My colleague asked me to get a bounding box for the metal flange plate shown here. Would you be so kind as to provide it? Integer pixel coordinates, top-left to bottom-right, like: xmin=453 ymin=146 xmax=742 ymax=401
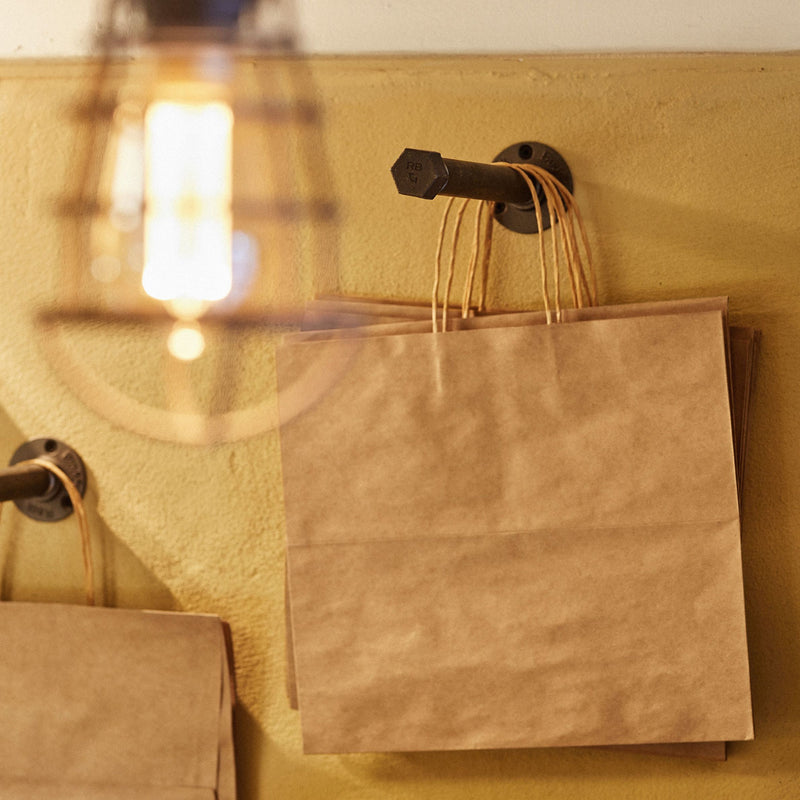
xmin=492 ymin=141 xmax=574 ymax=234
xmin=9 ymin=438 xmax=87 ymax=522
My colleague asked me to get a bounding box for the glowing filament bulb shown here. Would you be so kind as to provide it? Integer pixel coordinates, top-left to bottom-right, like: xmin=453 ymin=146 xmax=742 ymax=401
xmin=142 ymin=100 xmax=234 ymax=305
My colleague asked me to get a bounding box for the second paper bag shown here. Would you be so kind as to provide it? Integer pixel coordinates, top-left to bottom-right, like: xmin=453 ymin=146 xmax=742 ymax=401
xmin=278 ymin=309 xmax=752 ymax=754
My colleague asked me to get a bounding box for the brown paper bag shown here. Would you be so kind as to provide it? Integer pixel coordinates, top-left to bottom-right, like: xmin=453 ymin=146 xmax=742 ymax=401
xmin=284 ymin=296 xmax=760 ymax=761
xmin=0 ymin=470 xmax=237 ymax=799
xmin=0 ymin=603 xmax=236 ymax=798
xmin=277 ymin=306 xmax=753 ymax=754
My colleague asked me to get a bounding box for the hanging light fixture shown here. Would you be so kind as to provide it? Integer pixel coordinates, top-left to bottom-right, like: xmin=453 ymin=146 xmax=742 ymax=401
xmin=41 ymin=0 xmax=338 ymax=443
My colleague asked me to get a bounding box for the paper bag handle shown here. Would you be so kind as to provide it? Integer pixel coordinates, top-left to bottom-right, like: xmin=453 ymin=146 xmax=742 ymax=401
xmin=0 ymin=458 xmax=95 ymax=605
xmin=500 ymin=162 xmax=597 ymax=316
xmin=432 ymin=161 xmax=597 ymax=332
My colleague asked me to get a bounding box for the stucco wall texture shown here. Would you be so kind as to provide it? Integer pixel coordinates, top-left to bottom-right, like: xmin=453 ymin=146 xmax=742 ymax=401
xmin=0 ymin=53 xmax=798 ymax=798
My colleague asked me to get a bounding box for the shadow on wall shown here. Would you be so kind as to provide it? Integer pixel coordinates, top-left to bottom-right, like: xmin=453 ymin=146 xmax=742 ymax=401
xmin=234 ymin=705 xmax=266 ymax=799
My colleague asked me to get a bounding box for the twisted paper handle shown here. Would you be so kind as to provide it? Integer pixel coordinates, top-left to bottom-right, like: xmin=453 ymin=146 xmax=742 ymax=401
xmin=501 ymin=162 xmax=597 ymax=317
xmin=432 ymin=160 xmax=596 ymax=331
xmin=0 ymin=459 xmax=94 ymax=606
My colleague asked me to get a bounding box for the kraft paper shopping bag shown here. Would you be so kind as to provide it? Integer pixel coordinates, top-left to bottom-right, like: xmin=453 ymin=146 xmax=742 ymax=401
xmin=0 ymin=462 xmax=237 ymax=798
xmin=277 ymin=309 xmax=752 ymax=754
xmin=0 ymin=604 xmax=235 ymax=798
xmin=284 ymin=294 xmax=760 ymax=761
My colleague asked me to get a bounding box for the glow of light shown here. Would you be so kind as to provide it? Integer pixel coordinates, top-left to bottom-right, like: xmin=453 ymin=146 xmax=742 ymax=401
xmin=167 ymin=321 xmax=207 ymax=361
xmin=141 ymin=100 xmax=234 ymax=305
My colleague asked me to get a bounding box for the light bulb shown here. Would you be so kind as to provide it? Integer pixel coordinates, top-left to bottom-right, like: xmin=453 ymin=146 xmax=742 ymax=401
xmin=141 ymin=98 xmax=234 ymax=306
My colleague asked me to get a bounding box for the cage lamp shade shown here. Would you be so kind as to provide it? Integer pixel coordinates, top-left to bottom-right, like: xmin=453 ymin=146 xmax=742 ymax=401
xmin=42 ymin=0 xmax=339 ymax=443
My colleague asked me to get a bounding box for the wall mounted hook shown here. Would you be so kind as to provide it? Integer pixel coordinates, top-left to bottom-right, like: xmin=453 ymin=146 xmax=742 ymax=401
xmin=391 ymin=141 xmax=573 ymax=234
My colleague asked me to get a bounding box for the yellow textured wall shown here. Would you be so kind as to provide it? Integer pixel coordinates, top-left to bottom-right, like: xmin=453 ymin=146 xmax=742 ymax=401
xmin=0 ymin=53 xmax=798 ymax=798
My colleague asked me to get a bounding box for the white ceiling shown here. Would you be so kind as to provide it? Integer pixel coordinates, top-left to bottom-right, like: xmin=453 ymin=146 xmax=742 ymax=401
xmin=0 ymin=0 xmax=798 ymax=57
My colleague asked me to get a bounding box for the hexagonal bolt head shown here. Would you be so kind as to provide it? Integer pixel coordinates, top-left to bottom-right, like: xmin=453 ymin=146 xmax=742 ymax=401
xmin=391 ymin=149 xmax=450 ymax=200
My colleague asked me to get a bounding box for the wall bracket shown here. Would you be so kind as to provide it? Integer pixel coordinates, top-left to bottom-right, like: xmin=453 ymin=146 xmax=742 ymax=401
xmin=3 ymin=438 xmax=87 ymax=522
xmin=390 ymin=141 xmax=573 ymax=234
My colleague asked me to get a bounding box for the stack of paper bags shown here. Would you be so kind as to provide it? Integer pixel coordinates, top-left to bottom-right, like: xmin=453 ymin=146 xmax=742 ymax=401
xmin=278 ymin=293 xmax=758 ymax=757
xmin=0 ymin=603 xmax=236 ymax=799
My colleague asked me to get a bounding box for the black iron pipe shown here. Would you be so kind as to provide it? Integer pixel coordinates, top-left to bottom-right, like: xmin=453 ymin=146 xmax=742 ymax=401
xmin=435 ymin=157 xmax=534 ymax=204
xmin=390 ymin=143 xmax=575 ymax=234
xmin=0 ymin=463 xmax=54 ymax=503
xmin=391 ymin=149 xmax=534 ymax=205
